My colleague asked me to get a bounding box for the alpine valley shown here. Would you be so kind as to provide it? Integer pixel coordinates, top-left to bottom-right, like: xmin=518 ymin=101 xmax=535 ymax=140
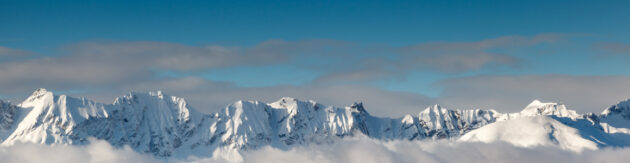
xmin=2 ymin=88 xmax=630 ymax=161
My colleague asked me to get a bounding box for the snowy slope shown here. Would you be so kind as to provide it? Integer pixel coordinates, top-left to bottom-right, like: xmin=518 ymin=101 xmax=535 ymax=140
xmin=0 ymin=89 xmax=504 ymax=158
xmin=416 ymin=105 xmax=498 ymax=139
xmin=495 ymin=100 xmax=582 ymax=121
xmin=600 ymin=99 xmax=630 ymax=131
xmin=596 ymin=99 xmax=630 ymax=145
xmin=2 ymin=88 xmax=630 ymax=160
xmin=459 ymin=116 xmax=599 ymax=152
xmin=2 ymin=89 xmax=205 ymax=157
xmin=460 ymin=100 xmax=630 ymax=152
xmin=3 ymin=88 xmax=111 ymax=145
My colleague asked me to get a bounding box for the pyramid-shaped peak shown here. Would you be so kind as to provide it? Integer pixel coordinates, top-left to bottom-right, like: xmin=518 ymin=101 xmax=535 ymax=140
xmin=32 ymin=88 xmax=51 ymax=96
xmin=522 ymin=100 xmax=559 ymax=113
xmin=522 ymin=100 xmax=559 ymax=112
xmin=521 ymin=99 xmax=579 ymax=118
xmin=270 ymin=97 xmax=301 ymax=106
xmin=529 ymin=99 xmax=542 ymax=104
xmin=431 ymin=104 xmax=446 ymax=109
xmin=24 ymin=88 xmax=54 ymax=102
xmin=278 ymin=97 xmax=298 ymax=102
xmin=420 ymin=104 xmax=448 ymax=114
xmin=525 ymin=99 xmax=557 ymax=108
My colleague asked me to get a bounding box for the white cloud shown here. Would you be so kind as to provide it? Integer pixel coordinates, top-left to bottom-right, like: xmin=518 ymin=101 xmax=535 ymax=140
xmin=237 ymin=137 xmax=630 ymax=163
xmin=0 ymin=138 xmax=156 ymax=163
xmin=2 ymin=134 xmax=630 ymax=163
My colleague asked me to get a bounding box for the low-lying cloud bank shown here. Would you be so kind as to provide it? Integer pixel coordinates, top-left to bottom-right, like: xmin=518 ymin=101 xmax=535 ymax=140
xmin=234 ymin=138 xmax=630 ymax=163
xmin=3 ymin=137 xmax=630 ymax=163
xmin=0 ymin=138 xmax=156 ymax=163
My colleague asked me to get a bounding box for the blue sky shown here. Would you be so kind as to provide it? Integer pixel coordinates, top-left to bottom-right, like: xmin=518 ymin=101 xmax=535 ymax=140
xmin=1 ymin=0 xmax=630 ymax=116
xmin=3 ymin=0 xmax=629 ymax=49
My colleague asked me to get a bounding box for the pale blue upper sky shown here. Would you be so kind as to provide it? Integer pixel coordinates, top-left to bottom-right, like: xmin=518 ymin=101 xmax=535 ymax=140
xmin=2 ymin=0 xmax=630 ymax=115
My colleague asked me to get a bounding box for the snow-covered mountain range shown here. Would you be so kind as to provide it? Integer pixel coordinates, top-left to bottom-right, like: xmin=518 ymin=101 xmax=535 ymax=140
xmin=2 ymin=88 xmax=630 ymax=160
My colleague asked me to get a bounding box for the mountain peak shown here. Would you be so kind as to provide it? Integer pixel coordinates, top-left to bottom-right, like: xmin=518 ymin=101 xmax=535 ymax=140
xmin=522 ymin=100 xmax=556 ymax=113
xmin=149 ymin=90 xmax=165 ymax=99
xmin=119 ymin=90 xmax=170 ymax=101
xmin=31 ymin=88 xmax=52 ymax=97
xmin=520 ymin=100 xmax=579 ymax=118
xmin=4 ymin=89 xmax=630 ymax=160
xmin=277 ymin=97 xmax=298 ymax=103
xmin=269 ymin=97 xmax=301 ymax=109
xmin=525 ymin=99 xmax=553 ymax=108
xmin=421 ymin=104 xmax=447 ymax=114
xmin=350 ymin=102 xmax=367 ymax=113
xmin=24 ymin=88 xmax=54 ymax=103
xmin=601 ymin=99 xmax=630 ymax=116
xmin=33 ymin=88 xmax=49 ymax=94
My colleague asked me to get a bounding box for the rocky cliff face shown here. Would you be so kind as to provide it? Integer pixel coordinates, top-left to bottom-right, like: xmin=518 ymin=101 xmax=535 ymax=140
xmin=0 ymin=100 xmax=18 ymax=140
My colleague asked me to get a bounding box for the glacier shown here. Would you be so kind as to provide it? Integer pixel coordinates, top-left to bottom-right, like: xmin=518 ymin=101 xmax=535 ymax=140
xmin=2 ymin=88 xmax=630 ymax=161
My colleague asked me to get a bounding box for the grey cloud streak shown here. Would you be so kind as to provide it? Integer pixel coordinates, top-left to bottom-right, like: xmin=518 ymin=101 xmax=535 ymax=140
xmin=0 ymin=40 xmax=434 ymax=117
xmin=0 ymin=39 xmax=349 ymax=95
xmin=314 ymin=33 xmax=566 ymax=83
xmin=595 ymin=42 xmax=630 ymax=55
xmin=0 ymin=46 xmax=32 ymax=57
xmin=80 ymin=74 xmax=630 ymax=117
xmin=3 ymin=35 xmax=625 ymax=118
xmin=435 ymin=75 xmax=630 ymax=113
xmin=43 ymin=74 xmax=630 ymax=118
xmin=0 ymin=34 xmax=565 ymax=93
